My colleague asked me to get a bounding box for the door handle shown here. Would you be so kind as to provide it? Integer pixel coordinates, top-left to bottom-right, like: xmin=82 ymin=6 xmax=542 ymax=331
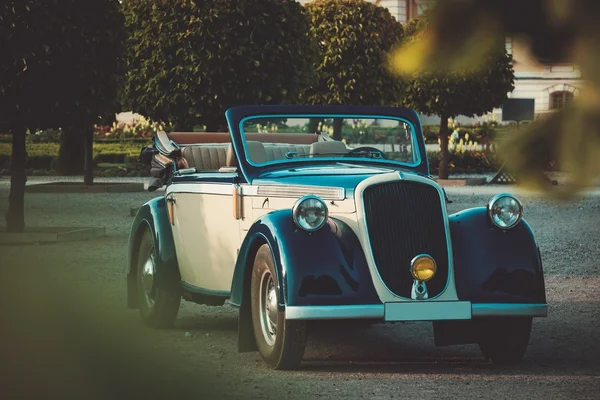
xmin=166 ymin=194 xmax=176 ymax=225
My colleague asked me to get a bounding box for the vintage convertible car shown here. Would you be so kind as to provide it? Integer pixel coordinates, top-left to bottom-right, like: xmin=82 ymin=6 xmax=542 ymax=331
xmin=127 ymin=105 xmax=547 ymax=370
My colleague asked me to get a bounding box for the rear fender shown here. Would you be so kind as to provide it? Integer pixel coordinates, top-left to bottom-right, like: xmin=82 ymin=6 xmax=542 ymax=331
xmin=126 ymin=196 xmax=181 ymax=309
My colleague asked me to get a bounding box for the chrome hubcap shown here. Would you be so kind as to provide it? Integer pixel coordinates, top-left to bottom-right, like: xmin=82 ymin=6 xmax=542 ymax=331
xmin=259 ymin=270 xmax=278 ymax=346
xmin=141 ymin=255 xmax=155 ymax=307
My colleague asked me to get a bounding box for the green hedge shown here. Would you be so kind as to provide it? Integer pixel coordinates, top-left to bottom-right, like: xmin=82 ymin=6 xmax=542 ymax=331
xmin=426 ymin=150 xmax=499 ymax=174
xmin=0 ymin=141 xmax=149 ymax=175
xmin=0 ymin=141 xmax=145 ymax=158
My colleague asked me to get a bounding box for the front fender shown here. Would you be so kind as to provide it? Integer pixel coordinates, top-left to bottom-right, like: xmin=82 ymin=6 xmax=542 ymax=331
xmin=449 ymin=207 xmax=546 ymax=304
xmin=126 ymin=196 xmax=181 ymax=309
xmin=230 ymin=210 xmax=379 ymax=310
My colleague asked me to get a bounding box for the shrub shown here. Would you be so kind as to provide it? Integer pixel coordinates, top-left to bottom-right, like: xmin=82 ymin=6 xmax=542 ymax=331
xmin=304 ymin=0 xmax=404 ymax=107
xmin=121 ymin=0 xmax=319 ymax=130
xmin=27 ymin=128 xmax=63 ymax=143
xmin=426 ymin=150 xmax=500 ymax=174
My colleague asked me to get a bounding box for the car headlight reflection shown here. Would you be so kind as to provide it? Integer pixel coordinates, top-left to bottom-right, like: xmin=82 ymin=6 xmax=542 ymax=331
xmin=487 ymin=193 xmax=523 ymax=229
xmin=293 ymin=195 xmax=328 ymax=232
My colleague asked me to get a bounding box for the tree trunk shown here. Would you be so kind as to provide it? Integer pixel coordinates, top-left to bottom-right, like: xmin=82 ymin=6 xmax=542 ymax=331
xmin=307 ymin=118 xmax=324 ymax=133
xmin=5 ymin=128 xmax=27 ymax=232
xmin=83 ymin=126 xmax=94 ymax=185
xmin=332 ymin=119 xmax=343 ymax=141
xmin=57 ymin=127 xmax=85 ymax=175
xmin=438 ymin=114 xmax=450 ymax=179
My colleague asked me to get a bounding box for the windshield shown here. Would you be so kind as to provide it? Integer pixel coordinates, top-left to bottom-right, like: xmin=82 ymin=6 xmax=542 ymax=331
xmin=239 ymin=115 xmax=420 ymax=167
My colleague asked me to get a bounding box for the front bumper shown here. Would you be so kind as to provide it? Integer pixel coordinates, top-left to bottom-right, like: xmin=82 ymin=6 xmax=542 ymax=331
xmin=285 ymin=302 xmax=548 ymax=321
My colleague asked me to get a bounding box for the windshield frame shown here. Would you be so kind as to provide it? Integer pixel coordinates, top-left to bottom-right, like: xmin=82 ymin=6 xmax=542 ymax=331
xmin=224 ymin=105 xmax=429 ymax=183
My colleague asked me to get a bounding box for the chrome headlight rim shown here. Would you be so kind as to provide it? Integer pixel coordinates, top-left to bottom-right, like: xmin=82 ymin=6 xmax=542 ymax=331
xmin=292 ymin=195 xmax=329 ymax=232
xmin=487 ymin=193 xmax=524 ymax=230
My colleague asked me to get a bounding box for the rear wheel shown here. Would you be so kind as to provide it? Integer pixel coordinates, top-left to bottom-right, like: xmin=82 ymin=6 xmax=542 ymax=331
xmin=478 ymin=317 xmax=532 ymax=365
xmin=250 ymin=244 xmax=307 ymax=370
xmin=136 ymin=229 xmax=181 ymax=328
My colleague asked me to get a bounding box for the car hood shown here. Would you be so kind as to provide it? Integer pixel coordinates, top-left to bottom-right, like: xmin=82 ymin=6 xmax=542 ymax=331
xmin=253 ymin=163 xmax=426 ymax=193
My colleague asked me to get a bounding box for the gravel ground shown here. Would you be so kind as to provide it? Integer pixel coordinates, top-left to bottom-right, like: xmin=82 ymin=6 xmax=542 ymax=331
xmin=0 ymin=180 xmax=599 ymax=399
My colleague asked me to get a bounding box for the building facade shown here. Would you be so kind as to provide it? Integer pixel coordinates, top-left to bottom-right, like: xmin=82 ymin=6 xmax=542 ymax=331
xmin=298 ymin=0 xmax=585 ymax=123
xmin=505 ymin=36 xmax=583 ymax=120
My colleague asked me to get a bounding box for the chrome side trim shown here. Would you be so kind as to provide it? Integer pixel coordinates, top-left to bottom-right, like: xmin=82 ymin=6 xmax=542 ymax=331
xmin=285 ymin=305 xmax=384 ymax=320
xmin=256 ymin=185 xmax=345 ymax=200
xmin=472 ymin=303 xmax=548 ymax=317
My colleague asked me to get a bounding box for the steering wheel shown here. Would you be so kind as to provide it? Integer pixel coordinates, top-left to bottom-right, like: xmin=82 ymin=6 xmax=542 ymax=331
xmin=344 ymin=146 xmax=387 ymax=159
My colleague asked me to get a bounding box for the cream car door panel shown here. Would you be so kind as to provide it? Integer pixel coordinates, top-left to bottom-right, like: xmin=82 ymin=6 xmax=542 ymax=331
xmin=169 ymin=188 xmax=241 ymax=292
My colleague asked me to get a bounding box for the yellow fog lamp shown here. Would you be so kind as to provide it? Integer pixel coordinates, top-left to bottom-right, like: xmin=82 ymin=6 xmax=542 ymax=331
xmin=410 ymin=254 xmax=436 ymax=282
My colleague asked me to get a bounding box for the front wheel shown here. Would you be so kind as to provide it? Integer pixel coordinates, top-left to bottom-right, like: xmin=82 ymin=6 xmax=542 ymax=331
xmin=478 ymin=317 xmax=532 ymax=365
xmin=250 ymin=244 xmax=307 ymax=370
xmin=136 ymin=229 xmax=181 ymax=328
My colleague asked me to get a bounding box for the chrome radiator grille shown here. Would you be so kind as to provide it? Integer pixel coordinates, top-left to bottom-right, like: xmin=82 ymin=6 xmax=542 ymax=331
xmin=362 ymin=180 xmax=449 ymax=298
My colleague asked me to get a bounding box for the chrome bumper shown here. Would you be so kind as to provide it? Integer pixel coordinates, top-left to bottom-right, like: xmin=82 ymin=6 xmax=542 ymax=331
xmin=285 ymin=302 xmax=548 ymax=321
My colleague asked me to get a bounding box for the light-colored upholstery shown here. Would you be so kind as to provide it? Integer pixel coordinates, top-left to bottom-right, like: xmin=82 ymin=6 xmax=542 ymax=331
xmin=182 ymin=141 xmax=322 ymax=170
xmin=181 ymin=143 xmax=229 ymax=170
xmin=264 ymin=144 xmax=311 ymax=161
xmin=245 ymin=141 xmax=268 ymax=164
xmin=227 ymin=142 xmax=309 ymax=166
xmin=226 ymin=143 xmax=238 ymax=167
xmin=309 ymin=141 xmax=348 ymax=157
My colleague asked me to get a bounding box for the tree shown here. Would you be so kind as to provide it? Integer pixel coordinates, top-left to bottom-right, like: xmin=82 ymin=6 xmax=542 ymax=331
xmin=304 ymin=0 xmax=404 ymax=139
xmin=393 ymin=11 xmax=514 ymax=179
xmin=121 ymin=0 xmax=319 ymax=131
xmin=53 ymin=3 xmax=125 ymax=179
xmin=388 ymin=0 xmax=600 ymax=197
xmin=0 ymin=1 xmax=125 ymax=232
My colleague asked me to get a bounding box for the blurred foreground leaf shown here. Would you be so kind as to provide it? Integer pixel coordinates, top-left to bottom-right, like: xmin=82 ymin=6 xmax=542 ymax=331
xmin=499 ymin=98 xmax=600 ymax=199
xmin=388 ymin=0 xmax=600 ymax=198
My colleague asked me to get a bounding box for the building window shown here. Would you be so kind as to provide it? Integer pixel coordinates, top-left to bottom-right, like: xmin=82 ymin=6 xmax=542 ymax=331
xmin=407 ymin=0 xmax=418 ymax=20
xmin=550 ymin=91 xmax=574 ymax=110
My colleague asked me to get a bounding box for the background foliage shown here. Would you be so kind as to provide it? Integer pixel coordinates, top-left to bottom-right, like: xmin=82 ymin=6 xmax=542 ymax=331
xmin=392 ymin=11 xmax=514 ymax=179
xmin=0 ymin=0 xmax=125 ymax=231
xmin=121 ymin=0 xmax=319 ymax=131
xmin=304 ymin=0 xmax=404 ymax=107
xmin=0 ymin=0 xmax=124 ymax=132
xmin=388 ymin=0 xmax=600 ymax=197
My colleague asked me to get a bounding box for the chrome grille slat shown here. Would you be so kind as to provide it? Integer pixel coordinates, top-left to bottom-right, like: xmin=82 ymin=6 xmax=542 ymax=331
xmin=363 ymin=181 xmax=449 ymax=298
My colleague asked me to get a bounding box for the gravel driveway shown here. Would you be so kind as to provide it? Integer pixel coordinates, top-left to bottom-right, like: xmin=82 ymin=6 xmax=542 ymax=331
xmin=0 ymin=180 xmax=598 ymax=399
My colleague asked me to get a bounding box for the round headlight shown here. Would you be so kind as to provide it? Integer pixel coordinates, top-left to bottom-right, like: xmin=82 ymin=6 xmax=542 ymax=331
xmin=292 ymin=195 xmax=328 ymax=232
xmin=487 ymin=193 xmax=523 ymax=229
xmin=410 ymin=254 xmax=437 ymax=282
